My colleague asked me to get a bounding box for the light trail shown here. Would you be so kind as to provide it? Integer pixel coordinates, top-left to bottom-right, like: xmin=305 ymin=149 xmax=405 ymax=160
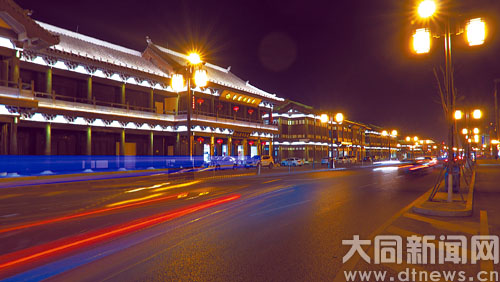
xmin=0 ymin=194 xmax=240 ymax=271
xmin=0 ymin=193 xmax=184 ymax=234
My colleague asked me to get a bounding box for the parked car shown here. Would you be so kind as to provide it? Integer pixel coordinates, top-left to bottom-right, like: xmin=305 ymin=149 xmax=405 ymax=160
xmin=281 ymin=157 xmax=303 ymax=166
xmin=245 ymin=155 xmax=274 ymax=168
xmin=205 ymin=156 xmax=237 ymax=170
xmin=321 ymin=157 xmax=332 ymax=166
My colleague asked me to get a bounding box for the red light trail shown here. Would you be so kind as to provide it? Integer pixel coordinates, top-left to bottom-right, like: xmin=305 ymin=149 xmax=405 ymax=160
xmin=0 ymin=194 xmax=240 ymax=272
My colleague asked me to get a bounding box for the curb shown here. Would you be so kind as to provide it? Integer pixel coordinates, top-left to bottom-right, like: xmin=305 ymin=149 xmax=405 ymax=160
xmin=412 ymin=169 xmax=475 ymax=217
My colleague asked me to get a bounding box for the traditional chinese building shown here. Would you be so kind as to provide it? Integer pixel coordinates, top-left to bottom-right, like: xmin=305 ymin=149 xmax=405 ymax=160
xmin=0 ymin=0 xmax=283 ymax=161
xmin=267 ymin=100 xmax=400 ymax=163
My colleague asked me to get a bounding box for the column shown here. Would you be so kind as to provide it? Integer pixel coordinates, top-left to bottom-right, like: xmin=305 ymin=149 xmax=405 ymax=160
xmin=189 ymin=135 xmax=194 ymax=156
xmin=210 ymin=135 xmax=215 ymax=156
xmin=257 ymin=138 xmax=262 ymax=155
xmin=149 ymin=89 xmax=154 ymax=111
xmin=227 ymin=137 xmax=232 ymax=156
xmin=149 ymin=131 xmax=154 ymax=156
xmin=45 ymin=123 xmax=51 ymax=155
xmin=9 ymin=117 xmax=17 ymax=155
xmin=120 ymin=129 xmax=125 ymax=156
xmin=120 ymin=83 xmax=126 ymax=105
xmin=1 ymin=60 xmax=8 ymax=86
xmin=87 ymin=76 xmax=92 ymax=102
xmin=46 ymin=68 xmax=52 ymax=95
xmin=269 ymin=140 xmax=273 ymax=158
xmin=11 ymin=57 xmax=19 ymax=84
xmin=86 ymin=126 xmax=92 ymax=155
xmin=175 ymin=133 xmax=180 ymax=155
xmin=243 ymin=138 xmax=248 ymax=157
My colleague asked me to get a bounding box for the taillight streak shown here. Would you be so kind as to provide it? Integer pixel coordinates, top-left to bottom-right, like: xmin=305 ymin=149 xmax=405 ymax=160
xmin=0 ymin=193 xmax=185 ymax=234
xmin=0 ymin=194 xmax=240 ymax=271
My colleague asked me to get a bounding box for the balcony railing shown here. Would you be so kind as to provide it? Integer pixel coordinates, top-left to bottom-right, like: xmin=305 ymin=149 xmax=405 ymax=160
xmin=0 ymin=79 xmax=274 ymax=129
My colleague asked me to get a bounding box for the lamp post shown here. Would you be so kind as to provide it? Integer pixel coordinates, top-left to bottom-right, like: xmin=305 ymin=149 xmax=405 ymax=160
xmin=411 ymin=0 xmax=487 ymax=202
xmin=455 ymin=108 xmax=482 ymax=162
xmin=320 ymin=112 xmax=343 ymax=168
xmin=171 ymin=52 xmax=208 ymax=162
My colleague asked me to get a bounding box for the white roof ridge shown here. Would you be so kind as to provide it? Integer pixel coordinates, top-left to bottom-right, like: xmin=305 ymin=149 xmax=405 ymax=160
xmin=36 ymin=21 xmax=143 ymax=57
xmin=246 ymin=81 xmax=278 ymax=97
xmin=154 ymin=44 xmax=229 ymax=73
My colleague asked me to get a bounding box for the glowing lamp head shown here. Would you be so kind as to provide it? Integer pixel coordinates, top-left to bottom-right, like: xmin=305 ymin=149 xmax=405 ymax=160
xmin=474 ymin=135 xmax=480 ymax=143
xmin=187 ymin=53 xmax=202 ymax=65
xmin=413 ymin=28 xmax=431 ymax=54
xmin=194 ymin=69 xmax=208 ymax=87
xmin=417 ymin=0 xmax=436 ymax=18
xmin=320 ymin=114 xmax=329 ymax=123
xmin=406 ymin=136 xmax=411 ymax=142
xmin=472 ymin=109 xmax=482 ymax=119
xmin=391 ymin=130 xmax=398 ymax=137
xmin=171 ymin=74 xmax=184 ymax=92
xmin=462 ymin=128 xmax=468 ymax=135
xmin=454 ymin=110 xmax=463 ymax=120
xmin=473 ymin=128 xmax=479 ymax=134
xmin=381 ymin=130 xmax=388 ymax=136
xmin=466 ymin=18 xmax=486 ymax=46
xmin=335 ymin=113 xmax=344 ymax=123
xmin=413 ymin=136 xmax=419 ymax=142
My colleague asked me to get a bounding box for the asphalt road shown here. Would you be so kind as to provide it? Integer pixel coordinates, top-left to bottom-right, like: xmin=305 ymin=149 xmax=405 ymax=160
xmin=0 ymin=165 xmax=439 ymax=281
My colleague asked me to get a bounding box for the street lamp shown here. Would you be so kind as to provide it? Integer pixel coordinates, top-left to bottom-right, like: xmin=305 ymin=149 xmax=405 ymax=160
xmin=413 ymin=28 xmax=431 ymax=54
xmin=417 ymin=0 xmax=436 ymax=18
xmin=410 ymin=1 xmax=488 ymax=202
xmin=171 ymin=52 xmax=207 ymax=161
xmin=466 ymin=18 xmax=486 ymax=46
xmin=472 ymin=109 xmax=482 ymax=120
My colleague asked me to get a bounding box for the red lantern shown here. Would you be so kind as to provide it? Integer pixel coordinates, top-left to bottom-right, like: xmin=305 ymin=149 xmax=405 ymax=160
xmin=217 ymin=139 xmax=223 ymax=144
xmin=249 ymin=140 xmax=254 ymax=146
xmin=248 ymin=109 xmax=254 ymax=115
xmin=197 ymin=137 xmax=204 ymax=144
xmin=261 ymin=141 xmax=266 ymax=146
xmin=217 ymin=103 xmax=223 ymax=110
xmin=233 ymin=106 xmax=239 ymax=112
xmin=197 ymin=98 xmax=204 ymax=105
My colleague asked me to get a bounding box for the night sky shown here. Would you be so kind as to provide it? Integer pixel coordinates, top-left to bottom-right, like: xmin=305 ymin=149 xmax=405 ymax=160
xmin=17 ymin=0 xmax=500 ymax=142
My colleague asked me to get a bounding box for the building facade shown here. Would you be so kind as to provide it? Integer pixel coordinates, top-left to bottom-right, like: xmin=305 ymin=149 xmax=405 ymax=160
xmin=0 ymin=0 xmax=283 ymax=161
xmin=267 ymin=100 xmax=400 ymax=164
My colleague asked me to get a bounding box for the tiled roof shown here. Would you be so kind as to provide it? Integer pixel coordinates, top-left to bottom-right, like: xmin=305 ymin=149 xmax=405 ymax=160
xmin=37 ymin=22 xmax=167 ymax=77
xmin=0 ymin=0 xmax=59 ymax=49
xmin=152 ymin=44 xmax=284 ymax=102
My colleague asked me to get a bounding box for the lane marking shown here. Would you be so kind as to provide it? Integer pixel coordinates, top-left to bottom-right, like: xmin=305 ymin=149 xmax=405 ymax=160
xmin=403 ymin=213 xmax=478 ymax=235
xmin=42 ymin=191 xmax=65 ymax=197
xmin=153 ymin=181 xmax=201 ymax=192
xmin=250 ymin=200 xmax=311 ymax=216
xmin=106 ymin=193 xmax=165 ymax=207
xmin=262 ymin=179 xmax=280 ymax=184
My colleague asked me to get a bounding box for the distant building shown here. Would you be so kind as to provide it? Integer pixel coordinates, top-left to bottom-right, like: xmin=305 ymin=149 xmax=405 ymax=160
xmin=265 ymin=100 xmax=398 ymax=163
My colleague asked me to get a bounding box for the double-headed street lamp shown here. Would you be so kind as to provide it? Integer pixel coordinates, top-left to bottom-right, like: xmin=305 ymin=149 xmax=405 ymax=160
xmin=411 ymin=0 xmax=487 ymax=202
xmin=382 ymin=130 xmax=398 ymax=160
xmin=455 ymin=109 xmax=482 ymax=161
xmin=320 ymin=112 xmax=344 ymax=168
xmin=171 ymin=52 xmax=208 ymax=160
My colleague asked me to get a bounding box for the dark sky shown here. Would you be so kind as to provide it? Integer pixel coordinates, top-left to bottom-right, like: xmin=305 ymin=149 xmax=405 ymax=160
xmin=16 ymin=0 xmax=500 ymax=142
